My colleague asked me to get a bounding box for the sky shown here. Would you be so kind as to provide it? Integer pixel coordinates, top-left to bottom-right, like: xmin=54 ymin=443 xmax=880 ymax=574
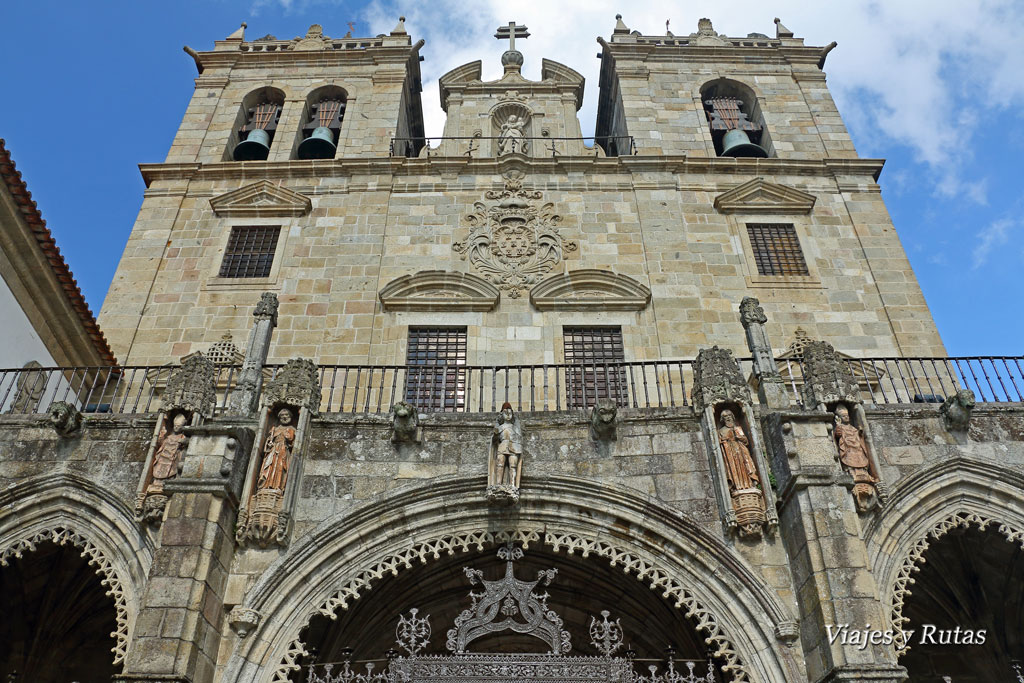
xmin=2 ymin=0 xmax=1023 ymax=356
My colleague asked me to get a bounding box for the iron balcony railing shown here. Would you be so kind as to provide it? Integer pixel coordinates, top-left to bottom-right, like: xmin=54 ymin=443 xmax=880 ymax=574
xmin=0 ymin=357 xmax=1021 ymax=418
xmin=389 ymin=135 xmax=638 ymax=159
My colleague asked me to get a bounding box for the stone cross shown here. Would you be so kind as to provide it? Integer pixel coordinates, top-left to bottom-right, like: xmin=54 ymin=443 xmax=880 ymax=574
xmin=494 ymin=21 xmax=529 ymax=52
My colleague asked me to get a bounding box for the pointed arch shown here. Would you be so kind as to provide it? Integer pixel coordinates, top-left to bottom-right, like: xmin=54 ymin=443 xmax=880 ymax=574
xmin=222 ymin=475 xmax=801 ymax=683
xmin=865 ymin=456 xmax=1024 ymax=654
xmin=0 ymin=472 xmax=153 ymax=666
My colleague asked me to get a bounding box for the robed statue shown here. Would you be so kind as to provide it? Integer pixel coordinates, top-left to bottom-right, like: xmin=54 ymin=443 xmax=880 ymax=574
xmin=258 ymin=408 xmax=296 ymax=492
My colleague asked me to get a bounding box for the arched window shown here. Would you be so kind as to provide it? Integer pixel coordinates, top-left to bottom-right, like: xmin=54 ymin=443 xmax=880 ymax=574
xmin=296 ymin=86 xmax=347 ymax=160
xmin=229 ymin=87 xmax=285 ymax=162
xmin=700 ymin=79 xmax=772 ymax=158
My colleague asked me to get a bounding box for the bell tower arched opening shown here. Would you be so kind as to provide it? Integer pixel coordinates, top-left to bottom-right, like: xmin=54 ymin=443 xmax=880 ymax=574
xmin=700 ymin=78 xmax=773 ymax=158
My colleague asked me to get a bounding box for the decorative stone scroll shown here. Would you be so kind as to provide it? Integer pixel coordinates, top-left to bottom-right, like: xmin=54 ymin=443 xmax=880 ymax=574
xmin=454 ymin=170 xmax=577 ymax=298
xmin=802 ymin=340 xmax=885 ymax=512
xmin=487 ymin=402 xmax=523 ymax=505
xmin=446 ymin=545 xmax=571 ymax=654
xmin=236 ymin=358 xmax=321 ymax=548
xmin=692 ymin=347 xmax=777 ymax=538
xmin=135 ymin=353 xmax=217 ymax=526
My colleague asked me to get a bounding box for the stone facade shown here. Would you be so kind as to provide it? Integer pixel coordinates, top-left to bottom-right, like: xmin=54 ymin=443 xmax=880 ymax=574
xmin=1 ymin=15 xmax=1017 ymax=683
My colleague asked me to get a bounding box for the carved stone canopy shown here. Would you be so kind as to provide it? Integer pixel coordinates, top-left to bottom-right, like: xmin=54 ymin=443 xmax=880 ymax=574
xmin=210 ymin=180 xmax=312 ymax=218
xmin=453 ymin=171 xmax=577 ymax=298
xmin=714 ymin=178 xmax=816 ymax=215
xmin=379 ymin=271 xmax=500 ymax=311
xmin=800 ymin=340 xmax=861 ymax=410
xmin=163 ymin=352 xmax=218 ymax=419
xmin=529 ymin=270 xmax=651 ymax=311
xmin=692 ymin=346 xmax=751 ymax=413
xmin=261 ymin=358 xmax=322 ymax=415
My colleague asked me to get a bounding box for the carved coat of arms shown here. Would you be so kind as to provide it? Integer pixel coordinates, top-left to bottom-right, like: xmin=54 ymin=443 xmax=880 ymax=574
xmin=453 ymin=172 xmax=576 ymax=297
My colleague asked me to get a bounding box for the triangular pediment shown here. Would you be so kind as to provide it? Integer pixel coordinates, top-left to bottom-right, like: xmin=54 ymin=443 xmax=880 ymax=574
xmin=714 ymin=178 xmax=816 ymax=215
xmin=379 ymin=271 xmax=500 ymax=312
xmin=530 ymin=269 xmax=651 ymax=311
xmin=210 ymin=180 xmax=312 ymax=218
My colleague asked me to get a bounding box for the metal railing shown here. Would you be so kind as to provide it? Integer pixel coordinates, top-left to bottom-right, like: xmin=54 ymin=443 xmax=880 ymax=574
xmin=0 ymin=356 xmax=1021 ymax=418
xmin=389 ymin=135 xmax=638 ymax=158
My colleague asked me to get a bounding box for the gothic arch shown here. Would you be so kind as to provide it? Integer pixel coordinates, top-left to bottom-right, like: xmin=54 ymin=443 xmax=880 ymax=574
xmin=223 ymin=475 xmax=802 ymax=683
xmin=0 ymin=472 xmax=153 ymax=666
xmin=865 ymin=456 xmax=1024 ymax=654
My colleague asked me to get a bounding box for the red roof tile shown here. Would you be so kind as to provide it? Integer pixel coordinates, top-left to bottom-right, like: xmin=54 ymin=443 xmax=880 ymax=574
xmin=0 ymin=138 xmax=118 ymax=366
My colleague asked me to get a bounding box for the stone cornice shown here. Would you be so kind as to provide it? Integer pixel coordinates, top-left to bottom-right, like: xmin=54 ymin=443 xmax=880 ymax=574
xmin=139 ymin=155 xmax=885 ymax=187
xmin=190 ymin=43 xmax=417 ymax=72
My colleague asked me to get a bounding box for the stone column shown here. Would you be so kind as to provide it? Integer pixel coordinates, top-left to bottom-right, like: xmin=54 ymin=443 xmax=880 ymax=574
xmin=229 ymin=293 xmax=278 ymax=417
xmin=116 ymin=425 xmax=253 ymax=683
xmin=739 ymin=296 xmax=790 ymax=409
xmin=764 ymin=411 xmax=906 ymax=682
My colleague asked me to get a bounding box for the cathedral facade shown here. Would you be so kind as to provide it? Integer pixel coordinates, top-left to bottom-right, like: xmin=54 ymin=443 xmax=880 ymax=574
xmin=0 ymin=15 xmax=1021 ymax=683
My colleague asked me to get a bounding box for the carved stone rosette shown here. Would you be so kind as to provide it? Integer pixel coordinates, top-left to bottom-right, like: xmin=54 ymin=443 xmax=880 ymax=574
xmin=135 ymin=354 xmax=218 ymax=527
xmin=692 ymin=347 xmax=778 ymax=539
xmin=453 ymin=171 xmax=577 ymax=298
xmin=236 ymin=358 xmax=320 ymax=548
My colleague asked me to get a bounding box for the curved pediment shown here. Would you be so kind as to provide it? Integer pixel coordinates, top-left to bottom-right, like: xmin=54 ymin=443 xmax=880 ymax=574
xmin=379 ymin=270 xmax=500 ymax=311
xmin=210 ymin=180 xmax=312 ymax=218
xmin=540 ymin=59 xmax=585 ymax=109
xmin=713 ymin=178 xmax=816 ymax=215
xmin=439 ymin=61 xmax=483 ymax=111
xmin=530 ymin=269 xmax=651 ymax=311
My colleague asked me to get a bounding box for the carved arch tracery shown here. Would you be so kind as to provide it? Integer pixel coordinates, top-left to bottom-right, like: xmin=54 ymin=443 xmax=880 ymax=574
xmin=0 ymin=473 xmax=152 ymax=669
xmin=0 ymin=525 xmax=133 ymax=665
xmin=224 ymin=476 xmax=800 ymax=683
xmin=867 ymin=457 xmax=1024 ymax=656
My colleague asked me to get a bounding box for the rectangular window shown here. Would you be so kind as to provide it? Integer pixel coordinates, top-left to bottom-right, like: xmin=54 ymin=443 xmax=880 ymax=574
xmin=218 ymin=226 xmax=281 ymax=278
xmin=404 ymin=327 xmax=467 ymax=412
xmin=746 ymin=223 xmax=809 ymax=276
xmin=563 ymin=326 xmax=627 ymax=408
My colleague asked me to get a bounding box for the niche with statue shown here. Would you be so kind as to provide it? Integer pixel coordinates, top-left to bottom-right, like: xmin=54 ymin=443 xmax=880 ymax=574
xmin=135 ymin=354 xmax=218 ymax=526
xmin=236 ymin=358 xmax=321 ymax=548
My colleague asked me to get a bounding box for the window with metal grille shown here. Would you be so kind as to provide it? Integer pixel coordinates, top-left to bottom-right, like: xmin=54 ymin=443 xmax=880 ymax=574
xmin=563 ymin=326 xmax=627 ymax=408
xmin=404 ymin=327 xmax=467 ymax=412
xmin=218 ymin=226 xmax=281 ymax=278
xmin=746 ymin=223 xmax=809 ymax=276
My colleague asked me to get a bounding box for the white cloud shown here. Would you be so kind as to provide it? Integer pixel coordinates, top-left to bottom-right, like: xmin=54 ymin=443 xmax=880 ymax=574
xmin=349 ymin=0 xmax=1024 ymax=204
xmin=972 ymin=218 xmax=1016 ymax=269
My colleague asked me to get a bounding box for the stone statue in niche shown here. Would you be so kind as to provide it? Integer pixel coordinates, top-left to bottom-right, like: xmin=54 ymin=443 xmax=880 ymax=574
xmin=258 ymin=408 xmax=295 ymax=492
xmin=497 ymin=114 xmax=527 ymax=155
xmin=136 ymin=412 xmax=190 ymax=525
xmin=153 ymin=413 xmax=190 ymax=484
xmin=833 ymin=404 xmax=879 ymax=512
xmin=717 ymin=408 xmax=766 ymax=538
xmin=244 ymin=406 xmax=297 ymax=547
xmin=487 ymin=402 xmax=523 ymax=505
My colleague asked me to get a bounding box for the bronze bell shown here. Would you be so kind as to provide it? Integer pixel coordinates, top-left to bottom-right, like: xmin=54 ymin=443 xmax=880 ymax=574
xmin=233 ymin=128 xmax=272 ymax=161
xmin=297 ymin=126 xmax=337 ymax=160
xmin=720 ymin=129 xmax=768 ymax=158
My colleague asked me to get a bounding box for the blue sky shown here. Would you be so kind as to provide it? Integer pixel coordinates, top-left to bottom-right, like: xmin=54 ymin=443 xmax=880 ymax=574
xmin=2 ymin=1 xmax=1023 ymax=355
